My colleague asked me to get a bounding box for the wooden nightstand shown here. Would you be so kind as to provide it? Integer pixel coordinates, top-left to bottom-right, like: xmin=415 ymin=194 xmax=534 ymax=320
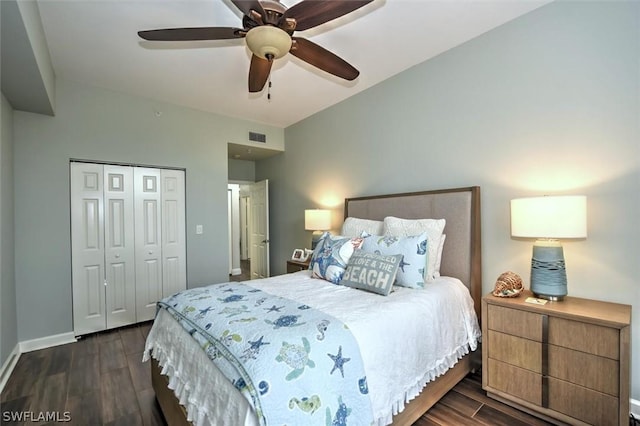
xmin=482 ymin=290 xmax=631 ymax=426
xmin=286 ymin=259 xmax=310 ymax=273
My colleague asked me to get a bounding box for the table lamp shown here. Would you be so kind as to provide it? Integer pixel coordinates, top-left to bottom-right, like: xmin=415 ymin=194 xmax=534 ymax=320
xmin=510 ymin=195 xmax=587 ymax=301
xmin=305 ymin=209 xmax=331 ymax=250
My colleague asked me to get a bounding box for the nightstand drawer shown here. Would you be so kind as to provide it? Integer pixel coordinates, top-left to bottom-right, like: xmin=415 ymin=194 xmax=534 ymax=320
xmin=548 ymin=344 xmax=619 ymax=396
xmin=548 ymin=377 xmax=619 ymax=426
xmin=487 ymin=330 xmax=541 ymax=373
xmin=487 ymin=305 xmax=542 ymax=341
xmin=487 ymin=358 xmax=541 ymax=405
xmin=548 ymin=316 xmax=620 ymax=359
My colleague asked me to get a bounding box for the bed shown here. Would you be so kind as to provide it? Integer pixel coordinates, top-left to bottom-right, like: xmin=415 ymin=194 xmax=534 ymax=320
xmin=145 ymin=186 xmax=482 ymax=426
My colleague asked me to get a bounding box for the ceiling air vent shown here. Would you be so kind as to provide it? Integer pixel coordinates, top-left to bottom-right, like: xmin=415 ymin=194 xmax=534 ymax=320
xmin=249 ymin=131 xmax=266 ymax=143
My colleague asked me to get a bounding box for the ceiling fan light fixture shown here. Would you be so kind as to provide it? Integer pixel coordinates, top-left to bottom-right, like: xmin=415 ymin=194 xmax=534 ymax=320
xmin=245 ymin=26 xmax=292 ymax=60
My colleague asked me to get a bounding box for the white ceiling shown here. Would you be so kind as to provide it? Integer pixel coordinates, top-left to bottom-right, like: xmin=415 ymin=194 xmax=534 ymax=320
xmin=37 ymin=0 xmax=550 ymax=128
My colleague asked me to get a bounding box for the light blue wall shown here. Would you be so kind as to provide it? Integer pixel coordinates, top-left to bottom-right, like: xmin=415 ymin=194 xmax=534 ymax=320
xmin=1 ymin=93 xmax=17 ymax=366
xmin=13 ymin=79 xmax=284 ymax=341
xmin=257 ymin=1 xmax=640 ymax=401
xmin=228 ymin=158 xmax=256 ymax=182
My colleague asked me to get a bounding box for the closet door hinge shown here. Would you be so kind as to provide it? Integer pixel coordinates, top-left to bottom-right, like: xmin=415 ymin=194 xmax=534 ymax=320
xmin=104 ymin=280 xmax=108 ymax=287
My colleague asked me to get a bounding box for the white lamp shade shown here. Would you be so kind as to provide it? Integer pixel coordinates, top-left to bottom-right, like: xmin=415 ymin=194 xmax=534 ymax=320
xmin=511 ymin=195 xmax=587 ymax=239
xmin=305 ymin=209 xmax=331 ymax=231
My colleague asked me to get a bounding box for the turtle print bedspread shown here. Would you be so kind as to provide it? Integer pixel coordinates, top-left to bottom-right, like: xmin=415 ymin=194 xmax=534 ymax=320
xmin=156 ymin=282 xmax=374 ymax=426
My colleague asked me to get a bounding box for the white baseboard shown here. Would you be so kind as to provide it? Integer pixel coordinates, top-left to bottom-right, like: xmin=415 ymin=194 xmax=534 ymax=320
xmin=631 ymin=398 xmax=640 ymax=418
xmin=18 ymin=332 xmax=76 ymax=353
xmin=0 ymin=344 xmax=20 ymax=393
xmin=230 ymin=268 xmax=242 ymax=276
xmin=1 ymin=332 xmax=76 ymax=392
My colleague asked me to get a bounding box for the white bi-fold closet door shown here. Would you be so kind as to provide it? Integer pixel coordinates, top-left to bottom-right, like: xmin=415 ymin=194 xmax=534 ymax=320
xmin=70 ymin=162 xmax=186 ymax=336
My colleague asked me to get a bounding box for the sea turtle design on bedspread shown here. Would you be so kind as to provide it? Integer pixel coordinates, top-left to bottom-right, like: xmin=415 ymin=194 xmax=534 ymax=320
xmin=264 ymin=314 xmax=306 ymax=329
xmin=275 ymin=337 xmax=315 ymax=381
xmin=218 ymin=294 xmax=245 ymax=303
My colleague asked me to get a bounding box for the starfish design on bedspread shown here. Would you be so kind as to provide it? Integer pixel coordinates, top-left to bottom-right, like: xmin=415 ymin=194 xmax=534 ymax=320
xmin=248 ymin=336 xmax=269 ymax=351
xmin=241 ymin=335 xmax=270 ymax=361
xmin=196 ymin=306 xmax=213 ymax=319
xmin=327 ymin=346 xmax=350 ymax=378
xmin=265 ymin=305 xmax=285 ymax=313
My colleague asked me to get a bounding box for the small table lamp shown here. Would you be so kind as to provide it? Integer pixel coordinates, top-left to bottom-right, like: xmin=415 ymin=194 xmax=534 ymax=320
xmin=510 ymin=195 xmax=587 ymax=301
xmin=305 ymin=209 xmax=331 ymax=250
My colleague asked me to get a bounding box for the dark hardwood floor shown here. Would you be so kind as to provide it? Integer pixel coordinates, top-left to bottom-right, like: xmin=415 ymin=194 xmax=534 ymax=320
xmin=1 ymin=317 xmax=551 ymax=426
xmin=230 ymin=259 xmax=251 ymax=282
xmin=1 ymin=322 xmax=163 ymax=426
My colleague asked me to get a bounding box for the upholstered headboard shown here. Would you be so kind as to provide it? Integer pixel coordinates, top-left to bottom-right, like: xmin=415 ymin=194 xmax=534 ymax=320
xmin=344 ymin=187 xmax=482 ymax=319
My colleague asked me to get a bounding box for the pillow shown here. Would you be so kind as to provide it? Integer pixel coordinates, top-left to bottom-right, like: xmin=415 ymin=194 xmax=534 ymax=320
xmin=339 ymin=250 xmax=402 ymax=296
xmin=341 ymin=217 xmax=384 ymax=237
xmin=361 ymin=232 xmax=428 ymax=289
xmin=309 ymin=232 xmax=364 ymax=284
xmin=434 ymin=234 xmax=446 ymax=278
xmin=383 ymin=216 xmax=446 ymax=281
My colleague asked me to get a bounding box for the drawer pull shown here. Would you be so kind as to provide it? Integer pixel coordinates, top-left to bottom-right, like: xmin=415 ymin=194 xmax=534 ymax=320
xmin=542 ymin=376 xmax=549 ymax=408
xmin=541 ymin=314 xmax=549 ymax=408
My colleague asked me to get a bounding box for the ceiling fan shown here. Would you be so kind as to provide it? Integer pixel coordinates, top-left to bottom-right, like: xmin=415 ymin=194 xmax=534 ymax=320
xmin=138 ymin=0 xmax=374 ymax=93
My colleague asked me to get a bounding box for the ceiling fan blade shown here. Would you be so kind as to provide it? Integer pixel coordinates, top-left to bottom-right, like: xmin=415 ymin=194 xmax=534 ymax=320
xmin=281 ymin=0 xmax=373 ymax=32
xmin=138 ymin=27 xmax=244 ymax=41
xmin=248 ymin=55 xmax=273 ymax=92
xmin=231 ymin=0 xmax=266 ymax=20
xmin=290 ymin=37 xmax=359 ymax=81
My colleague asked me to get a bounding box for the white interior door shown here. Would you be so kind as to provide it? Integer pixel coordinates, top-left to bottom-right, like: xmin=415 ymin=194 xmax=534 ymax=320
xmin=71 ymin=162 xmax=106 ymax=335
xmin=104 ymin=165 xmax=136 ymax=329
xmin=228 ymin=188 xmax=233 ymax=274
xmin=239 ymin=195 xmax=249 ymax=260
xmin=161 ymin=169 xmax=186 ymax=297
xmin=134 ymin=167 xmax=163 ymax=321
xmin=228 ymin=184 xmax=241 ymax=276
xmin=249 ymin=179 xmax=269 ymax=279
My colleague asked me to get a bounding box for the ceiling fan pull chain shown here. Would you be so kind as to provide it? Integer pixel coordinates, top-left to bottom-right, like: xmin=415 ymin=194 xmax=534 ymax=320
xmin=267 ymin=77 xmax=272 ymax=101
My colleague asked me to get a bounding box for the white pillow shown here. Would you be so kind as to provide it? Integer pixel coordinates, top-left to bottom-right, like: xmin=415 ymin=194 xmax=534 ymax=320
xmin=341 ymin=217 xmax=384 ymax=237
xmin=434 ymin=234 xmax=446 ymax=278
xmin=383 ymin=216 xmax=446 ymax=281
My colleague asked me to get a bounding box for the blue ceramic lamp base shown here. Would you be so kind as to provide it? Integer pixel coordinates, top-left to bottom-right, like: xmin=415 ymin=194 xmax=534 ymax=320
xmin=530 ymin=241 xmax=567 ymax=301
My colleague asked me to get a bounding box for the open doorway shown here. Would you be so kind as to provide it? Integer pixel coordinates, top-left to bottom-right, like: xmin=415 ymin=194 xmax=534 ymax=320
xmin=228 ymin=142 xmax=281 ymax=281
xmin=228 ymin=180 xmax=270 ymax=281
